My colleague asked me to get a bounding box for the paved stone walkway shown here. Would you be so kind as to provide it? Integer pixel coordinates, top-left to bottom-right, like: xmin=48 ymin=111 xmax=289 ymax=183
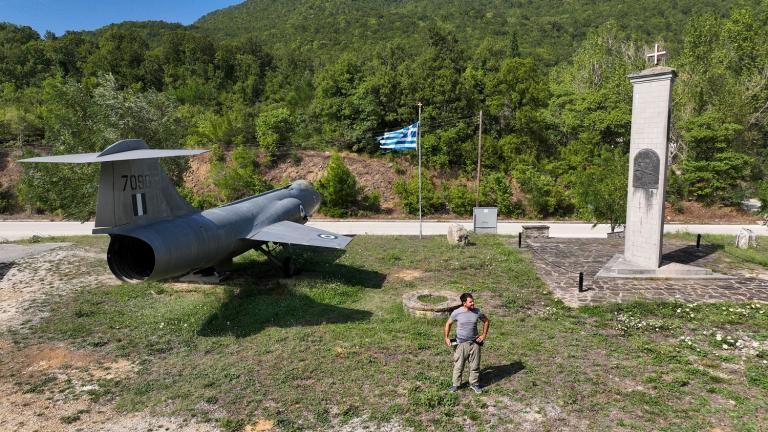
xmin=521 ymin=238 xmax=768 ymax=307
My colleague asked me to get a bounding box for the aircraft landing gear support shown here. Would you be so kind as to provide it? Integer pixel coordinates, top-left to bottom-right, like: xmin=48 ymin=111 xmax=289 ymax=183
xmin=256 ymin=244 xmax=298 ymax=278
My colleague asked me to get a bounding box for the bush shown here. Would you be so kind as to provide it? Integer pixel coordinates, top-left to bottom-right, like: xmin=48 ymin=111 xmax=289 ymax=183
xmin=680 ymin=112 xmax=750 ymax=205
xmin=208 ymin=143 xmax=225 ymax=163
xmin=211 ymin=145 xmax=273 ymax=201
xmin=445 ymin=181 xmax=475 ymax=216
xmin=393 ymin=172 xmax=444 ymax=215
xmin=359 ymin=190 xmax=381 ymax=213
xmin=682 ymin=151 xmax=751 ymax=205
xmin=315 ymin=153 xmax=360 ymax=218
xmin=255 ymin=107 xmax=294 ymax=164
xmin=179 ymin=186 xmax=223 ymax=210
xmin=666 ymin=169 xmax=687 ymax=211
xmin=516 ymin=169 xmax=572 ymax=218
xmin=572 ymin=150 xmax=627 ymax=231
xmin=0 ymin=185 xmax=18 ymax=214
xmin=480 ymin=172 xmax=522 ymax=217
xmin=18 ymin=155 xmax=99 ymax=221
xmin=18 ymin=75 xmax=188 ymax=220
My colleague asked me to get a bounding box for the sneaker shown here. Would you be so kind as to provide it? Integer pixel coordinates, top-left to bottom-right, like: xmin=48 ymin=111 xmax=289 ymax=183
xmin=470 ymin=384 xmax=482 ymax=394
xmin=448 ymin=385 xmax=459 ymax=393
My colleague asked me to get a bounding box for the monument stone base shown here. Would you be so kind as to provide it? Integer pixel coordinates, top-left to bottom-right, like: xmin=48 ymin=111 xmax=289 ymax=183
xmin=596 ymin=254 xmax=733 ymax=279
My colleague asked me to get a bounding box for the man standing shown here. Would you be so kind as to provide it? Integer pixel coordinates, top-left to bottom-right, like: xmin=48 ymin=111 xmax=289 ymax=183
xmin=444 ymin=292 xmax=490 ymax=393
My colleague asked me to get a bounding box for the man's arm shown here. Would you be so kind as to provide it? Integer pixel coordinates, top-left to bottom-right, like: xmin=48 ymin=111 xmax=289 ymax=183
xmin=476 ymin=317 xmax=490 ymax=342
xmin=444 ymin=319 xmax=454 ymax=347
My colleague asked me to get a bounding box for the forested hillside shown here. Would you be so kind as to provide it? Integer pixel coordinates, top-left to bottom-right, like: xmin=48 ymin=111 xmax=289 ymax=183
xmin=194 ymin=0 xmax=750 ymax=65
xmin=1 ymin=0 xmax=767 ymax=222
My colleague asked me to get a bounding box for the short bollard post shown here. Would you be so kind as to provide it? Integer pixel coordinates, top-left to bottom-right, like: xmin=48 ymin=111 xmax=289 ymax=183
xmin=578 ymin=272 xmax=584 ymax=292
xmin=518 ymin=232 xmax=522 ymax=248
xmin=696 ymin=234 xmax=701 ymax=249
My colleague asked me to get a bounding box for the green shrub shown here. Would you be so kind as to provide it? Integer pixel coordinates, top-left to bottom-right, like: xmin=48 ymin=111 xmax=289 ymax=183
xmin=445 ymin=181 xmax=475 ymax=216
xmin=211 ymin=145 xmax=272 ymax=201
xmin=480 ymin=172 xmax=522 ymax=217
xmin=179 ymin=186 xmax=222 ymax=210
xmin=757 ymin=180 xmax=768 ymax=221
xmin=666 ymin=169 xmax=687 ymax=211
xmin=682 ymin=151 xmax=751 ymax=205
xmin=393 ymin=172 xmax=444 ymax=215
xmin=315 ymin=153 xmax=360 ymax=217
xmin=208 ymin=143 xmax=225 ymax=163
xmin=255 ymin=107 xmax=294 ymax=164
xmin=0 ymin=185 xmax=18 ymax=213
xmin=572 ymin=150 xmax=627 ymax=231
xmin=680 ymin=112 xmax=750 ymax=205
xmin=516 ymin=169 xmax=572 ymax=218
xmin=360 ymin=190 xmax=381 ymax=213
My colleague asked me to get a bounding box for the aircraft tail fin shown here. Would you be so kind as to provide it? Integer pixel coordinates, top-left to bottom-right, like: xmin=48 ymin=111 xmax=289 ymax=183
xmin=95 ymin=158 xmax=196 ymax=229
xmin=19 ymin=139 xmax=207 ymax=230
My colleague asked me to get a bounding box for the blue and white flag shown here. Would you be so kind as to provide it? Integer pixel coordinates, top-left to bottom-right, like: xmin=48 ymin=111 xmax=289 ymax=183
xmin=378 ymin=122 xmax=419 ymax=151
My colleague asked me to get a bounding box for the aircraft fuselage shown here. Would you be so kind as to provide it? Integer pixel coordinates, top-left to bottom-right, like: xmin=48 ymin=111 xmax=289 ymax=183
xmin=104 ymin=180 xmax=321 ymax=281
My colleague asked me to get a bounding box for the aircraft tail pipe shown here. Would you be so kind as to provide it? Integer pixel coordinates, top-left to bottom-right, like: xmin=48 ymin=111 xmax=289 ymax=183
xmin=106 ymin=216 xmax=230 ymax=282
xmin=107 ymin=234 xmax=155 ymax=282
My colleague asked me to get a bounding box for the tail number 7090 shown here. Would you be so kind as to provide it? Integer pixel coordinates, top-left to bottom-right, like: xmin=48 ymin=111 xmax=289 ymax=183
xmin=122 ymin=174 xmax=151 ymax=191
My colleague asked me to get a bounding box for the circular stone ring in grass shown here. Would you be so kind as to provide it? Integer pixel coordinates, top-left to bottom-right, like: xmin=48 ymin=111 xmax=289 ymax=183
xmin=402 ymin=290 xmax=462 ymax=318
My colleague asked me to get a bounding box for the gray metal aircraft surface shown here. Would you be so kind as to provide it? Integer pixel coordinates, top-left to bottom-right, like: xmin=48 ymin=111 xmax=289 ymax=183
xmin=20 ymin=139 xmax=352 ymax=282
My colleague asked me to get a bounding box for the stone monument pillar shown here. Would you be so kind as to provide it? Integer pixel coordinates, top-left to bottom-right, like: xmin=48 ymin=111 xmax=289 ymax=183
xmin=597 ymin=46 xmax=730 ymax=279
xmin=623 ymin=66 xmax=676 ymax=268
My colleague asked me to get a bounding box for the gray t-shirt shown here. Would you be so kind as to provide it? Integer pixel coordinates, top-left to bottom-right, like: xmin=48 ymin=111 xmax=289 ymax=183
xmin=449 ymin=307 xmax=487 ymax=342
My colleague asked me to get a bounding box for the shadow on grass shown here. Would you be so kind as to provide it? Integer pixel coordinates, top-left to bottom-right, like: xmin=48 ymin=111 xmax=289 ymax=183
xmin=229 ymin=245 xmax=387 ymax=289
xmin=481 ymin=361 xmax=525 ymax=387
xmin=197 ymin=288 xmax=373 ymax=338
xmin=661 ymin=244 xmax=721 ymax=266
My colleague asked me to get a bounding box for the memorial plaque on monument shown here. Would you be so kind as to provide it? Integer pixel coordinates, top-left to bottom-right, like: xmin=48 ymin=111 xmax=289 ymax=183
xmin=632 ymin=149 xmax=660 ymax=189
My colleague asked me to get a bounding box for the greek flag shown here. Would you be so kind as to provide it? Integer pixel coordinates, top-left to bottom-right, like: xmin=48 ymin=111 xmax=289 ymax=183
xmin=378 ymin=122 xmax=418 ymax=151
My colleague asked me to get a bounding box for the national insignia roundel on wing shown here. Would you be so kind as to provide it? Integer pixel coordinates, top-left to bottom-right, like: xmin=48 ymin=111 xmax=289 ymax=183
xmin=318 ymin=234 xmax=337 ymax=239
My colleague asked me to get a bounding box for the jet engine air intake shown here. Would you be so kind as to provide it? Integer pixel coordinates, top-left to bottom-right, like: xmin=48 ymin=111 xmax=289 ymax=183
xmin=107 ymin=235 xmax=155 ymax=282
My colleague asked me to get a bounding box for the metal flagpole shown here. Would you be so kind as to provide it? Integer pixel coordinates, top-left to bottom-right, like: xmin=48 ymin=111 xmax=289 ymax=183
xmin=476 ymin=110 xmax=483 ymax=208
xmin=417 ymin=102 xmax=423 ymax=239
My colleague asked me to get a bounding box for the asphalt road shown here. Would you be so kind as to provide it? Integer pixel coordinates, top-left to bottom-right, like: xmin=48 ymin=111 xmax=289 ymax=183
xmin=1 ymin=220 xmax=766 ymax=241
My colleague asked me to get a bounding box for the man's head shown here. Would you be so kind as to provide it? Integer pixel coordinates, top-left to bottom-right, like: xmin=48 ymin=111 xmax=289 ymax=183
xmin=459 ymin=292 xmax=474 ymax=309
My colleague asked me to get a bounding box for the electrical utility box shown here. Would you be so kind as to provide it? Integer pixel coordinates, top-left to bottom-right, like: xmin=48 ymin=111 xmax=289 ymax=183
xmin=473 ymin=207 xmax=498 ymax=234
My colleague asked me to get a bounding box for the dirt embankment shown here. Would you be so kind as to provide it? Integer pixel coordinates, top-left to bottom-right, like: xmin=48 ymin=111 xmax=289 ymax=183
xmin=185 ymin=150 xmax=413 ymax=216
xmin=185 ymin=150 xmax=762 ymax=223
xmin=1 ymin=148 xmax=762 ymax=223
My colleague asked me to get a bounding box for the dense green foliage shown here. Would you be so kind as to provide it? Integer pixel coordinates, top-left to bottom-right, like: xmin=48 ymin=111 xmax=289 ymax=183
xmin=393 ymin=172 xmax=444 ymax=215
xmin=15 ymin=75 xmax=188 ymax=220
xmin=315 ymin=153 xmax=380 ymax=217
xmin=2 ymin=0 xmax=767 ymax=219
xmin=315 ymin=153 xmax=360 ymax=217
xmin=572 ymin=150 xmax=628 ymax=232
xmin=210 ymin=145 xmax=273 ymax=203
xmin=194 ymin=0 xmax=751 ymax=66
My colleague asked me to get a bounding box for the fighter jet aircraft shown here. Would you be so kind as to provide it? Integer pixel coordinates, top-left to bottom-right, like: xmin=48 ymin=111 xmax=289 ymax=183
xmin=19 ymin=139 xmax=352 ymax=282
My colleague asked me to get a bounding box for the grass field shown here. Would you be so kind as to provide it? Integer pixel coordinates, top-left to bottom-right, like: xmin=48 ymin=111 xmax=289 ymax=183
xmin=4 ymin=234 xmax=768 ymax=431
xmin=668 ymin=232 xmax=768 ymax=269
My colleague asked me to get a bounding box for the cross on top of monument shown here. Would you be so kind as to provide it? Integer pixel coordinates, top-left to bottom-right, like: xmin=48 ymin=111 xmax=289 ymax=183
xmin=646 ymin=43 xmax=667 ymax=65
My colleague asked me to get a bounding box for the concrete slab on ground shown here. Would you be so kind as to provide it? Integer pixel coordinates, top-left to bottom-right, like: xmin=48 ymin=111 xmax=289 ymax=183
xmin=596 ymin=254 xmax=733 ymax=279
xmin=523 ymin=237 xmax=768 ymax=307
xmin=0 ymin=243 xmax=70 ymax=263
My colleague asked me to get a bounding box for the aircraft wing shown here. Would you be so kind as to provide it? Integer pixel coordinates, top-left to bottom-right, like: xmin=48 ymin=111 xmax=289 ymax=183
xmin=248 ymin=221 xmax=352 ymax=249
xmin=19 ymin=149 xmax=207 ymax=163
